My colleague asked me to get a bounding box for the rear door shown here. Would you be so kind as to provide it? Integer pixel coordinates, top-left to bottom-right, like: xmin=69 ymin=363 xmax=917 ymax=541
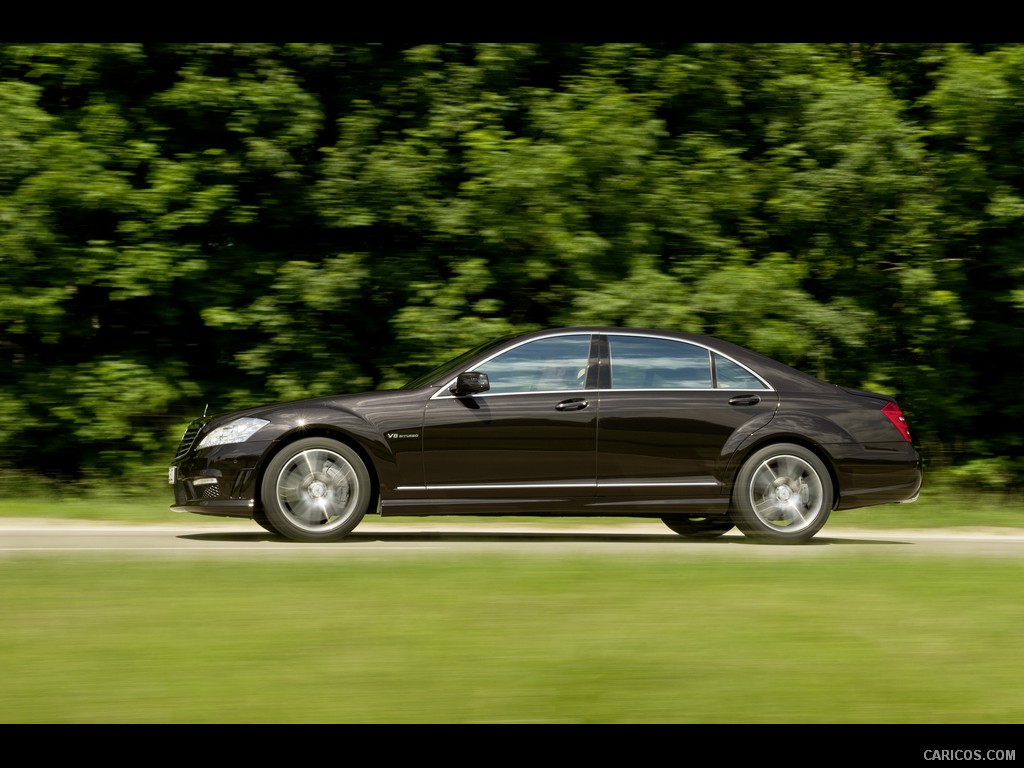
xmin=595 ymin=333 xmax=779 ymax=497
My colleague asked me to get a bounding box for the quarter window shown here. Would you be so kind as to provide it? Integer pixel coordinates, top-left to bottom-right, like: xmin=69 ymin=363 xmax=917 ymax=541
xmin=714 ymin=353 xmax=767 ymax=389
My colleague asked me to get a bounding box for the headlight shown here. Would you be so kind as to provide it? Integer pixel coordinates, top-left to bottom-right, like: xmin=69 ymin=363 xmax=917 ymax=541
xmin=198 ymin=417 xmax=270 ymax=448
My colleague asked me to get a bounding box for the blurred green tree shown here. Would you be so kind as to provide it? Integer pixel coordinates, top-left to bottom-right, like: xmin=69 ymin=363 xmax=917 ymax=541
xmin=0 ymin=42 xmax=1022 ymax=487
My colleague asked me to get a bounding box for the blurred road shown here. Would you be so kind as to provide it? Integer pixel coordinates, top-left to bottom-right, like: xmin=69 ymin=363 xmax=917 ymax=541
xmin=2 ymin=518 xmax=1023 ymax=559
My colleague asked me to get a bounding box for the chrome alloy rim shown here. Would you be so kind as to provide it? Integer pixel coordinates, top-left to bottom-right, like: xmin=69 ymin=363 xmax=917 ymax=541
xmin=274 ymin=448 xmax=360 ymax=532
xmin=747 ymin=454 xmax=824 ymax=532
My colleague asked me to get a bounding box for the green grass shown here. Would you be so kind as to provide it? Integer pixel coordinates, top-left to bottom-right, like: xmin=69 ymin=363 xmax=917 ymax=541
xmin=2 ymin=554 xmax=1023 ymax=724
xmin=2 ymin=471 xmax=1022 ymax=724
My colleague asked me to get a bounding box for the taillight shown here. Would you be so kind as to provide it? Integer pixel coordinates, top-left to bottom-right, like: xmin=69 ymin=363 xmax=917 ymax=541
xmin=882 ymin=401 xmax=912 ymax=442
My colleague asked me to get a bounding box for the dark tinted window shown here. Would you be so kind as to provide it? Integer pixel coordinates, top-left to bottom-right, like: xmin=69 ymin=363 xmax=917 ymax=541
xmin=714 ymin=353 xmax=768 ymax=389
xmin=478 ymin=335 xmax=592 ymax=394
xmin=607 ymin=336 xmax=712 ymax=389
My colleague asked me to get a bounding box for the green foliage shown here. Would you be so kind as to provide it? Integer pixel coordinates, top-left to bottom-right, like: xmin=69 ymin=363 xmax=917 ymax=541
xmin=0 ymin=42 xmax=1023 ymax=481
xmin=948 ymin=457 xmax=1024 ymax=490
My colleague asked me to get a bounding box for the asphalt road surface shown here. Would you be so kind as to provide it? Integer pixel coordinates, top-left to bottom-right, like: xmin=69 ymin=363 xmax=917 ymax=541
xmin=2 ymin=517 xmax=1023 ymax=559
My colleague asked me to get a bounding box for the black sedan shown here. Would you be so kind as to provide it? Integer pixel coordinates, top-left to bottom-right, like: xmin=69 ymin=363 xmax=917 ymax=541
xmin=169 ymin=327 xmax=922 ymax=544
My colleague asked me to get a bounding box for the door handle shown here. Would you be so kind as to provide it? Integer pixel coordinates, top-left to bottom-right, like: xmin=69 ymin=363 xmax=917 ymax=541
xmin=556 ymin=398 xmax=589 ymax=411
xmin=728 ymin=395 xmax=761 ymax=406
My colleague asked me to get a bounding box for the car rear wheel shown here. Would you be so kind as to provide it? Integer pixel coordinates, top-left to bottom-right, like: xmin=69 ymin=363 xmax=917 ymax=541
xmin=731 ymin=443 xmax=832 ymax=544
xmin=260 ymin=437 xmax=372 ymax=543
xmin=661 ymin=515 xmax=734 ymax=539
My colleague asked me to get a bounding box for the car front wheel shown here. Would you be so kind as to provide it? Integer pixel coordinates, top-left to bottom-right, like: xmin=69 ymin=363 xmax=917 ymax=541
xmin=731 ymin=443 xmax=832 ymax=544
xmin=260 ymin=437 xmax=372 ymax=543
xmin=251 ymin=509 xmax=280 ymax=535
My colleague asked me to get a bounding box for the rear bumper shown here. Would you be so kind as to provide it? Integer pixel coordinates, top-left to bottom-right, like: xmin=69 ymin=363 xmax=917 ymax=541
xmin=830 ymin=442 xmax=923 ymax=510
xmin=897 ymin=486 xmax=922 ymax=504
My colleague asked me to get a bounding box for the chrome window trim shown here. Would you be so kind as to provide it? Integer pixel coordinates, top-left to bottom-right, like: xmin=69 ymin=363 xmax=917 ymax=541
xmin=604 ymin=331 xmax=773 ymax=392
xmin=428 ymin=329 xmax=774 ymax=400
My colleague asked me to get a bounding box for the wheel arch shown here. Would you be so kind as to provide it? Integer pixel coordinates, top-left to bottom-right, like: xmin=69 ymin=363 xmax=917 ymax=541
xmin=253 ymin=426 xmax=383 ymax=514
xmin=723 ymin=433 xmax=841 ymax=511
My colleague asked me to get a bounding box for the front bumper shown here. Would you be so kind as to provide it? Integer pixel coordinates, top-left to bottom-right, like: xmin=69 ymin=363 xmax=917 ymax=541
xmin=169 ymin=439 xmax=273 ymax=519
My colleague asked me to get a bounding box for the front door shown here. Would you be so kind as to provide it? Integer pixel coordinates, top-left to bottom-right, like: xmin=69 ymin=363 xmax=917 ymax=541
xmin=421 ymin=333 xmax=597 ymax=497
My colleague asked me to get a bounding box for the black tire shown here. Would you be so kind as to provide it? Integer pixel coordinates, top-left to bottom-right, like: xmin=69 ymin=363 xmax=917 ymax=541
xmin=260 ymin=437 xmax=372 ymax=543
xmin=661 ymin=515 xmax=734 ymax=539
xmin=251 ymin=509 xmax=280 ymax=535
xmin=731 ymin=443 xmax=833 ymax=544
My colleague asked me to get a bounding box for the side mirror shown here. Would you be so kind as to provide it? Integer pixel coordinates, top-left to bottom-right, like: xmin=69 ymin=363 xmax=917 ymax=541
xmin=450 ymin=371 xmax=490 ymax=396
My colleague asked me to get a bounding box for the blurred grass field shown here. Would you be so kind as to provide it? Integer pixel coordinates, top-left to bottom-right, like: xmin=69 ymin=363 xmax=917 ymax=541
xmin=2 ymin=550 xmax=1022 ymax=724
xmin=2 ymin=472 xmax=1023 ymax=725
